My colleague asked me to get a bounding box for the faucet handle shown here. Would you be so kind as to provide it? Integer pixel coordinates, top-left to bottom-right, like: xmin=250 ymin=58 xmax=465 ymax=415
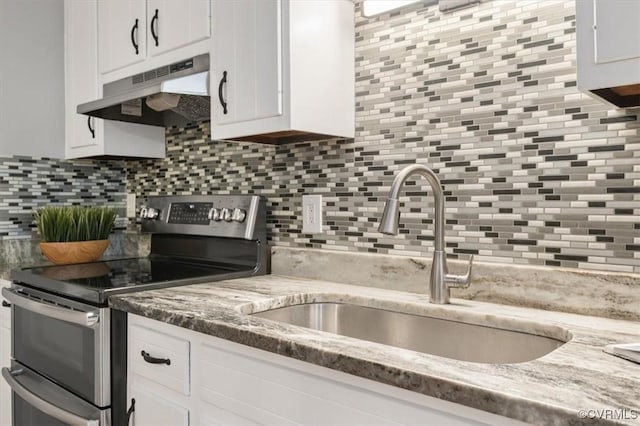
xmin=446 ymin=255 xmax=473 ymax=289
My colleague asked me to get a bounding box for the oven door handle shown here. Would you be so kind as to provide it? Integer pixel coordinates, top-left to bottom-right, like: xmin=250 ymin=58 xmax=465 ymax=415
xmin=1 ymin=288 xmax=99 ymax=328
xmin=2 ymin=367 xmax=100 ymax=426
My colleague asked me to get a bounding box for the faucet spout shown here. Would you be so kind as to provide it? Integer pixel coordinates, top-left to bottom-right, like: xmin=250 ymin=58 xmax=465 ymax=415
xmin=378 ymin=164 xmax=445 ymax=252
xmin=378 ymin=198 xmax=401 ymax=235
xmin=377 ymin=164 xmax=472 ymax=304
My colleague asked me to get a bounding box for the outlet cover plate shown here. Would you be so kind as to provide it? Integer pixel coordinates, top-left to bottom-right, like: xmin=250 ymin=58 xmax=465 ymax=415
xmin=126 ymin=193 xmax=136 ymax=218
xmin=302 ymin=195 xmax=323 ymax=234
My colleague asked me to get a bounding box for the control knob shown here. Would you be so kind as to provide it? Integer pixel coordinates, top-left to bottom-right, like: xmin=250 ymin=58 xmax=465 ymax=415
xmin=208 ymin=208 xmax=221 ymax=221
xmin=231 ymin=208 xmax=246 ymax=223
xmin=140 ymin=207 xmax=160 ymax=220
xmin=221 ymin=208 xmax=232 ymax=222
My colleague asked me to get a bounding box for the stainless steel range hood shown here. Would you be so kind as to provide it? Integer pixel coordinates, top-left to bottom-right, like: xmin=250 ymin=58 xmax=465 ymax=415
xmin=78 ymin=54 xmax=210 ymax=127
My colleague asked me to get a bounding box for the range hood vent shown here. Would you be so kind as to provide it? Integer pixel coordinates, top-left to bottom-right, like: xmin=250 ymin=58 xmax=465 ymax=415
xmin=78 ymin=54 xmax=210 ymax=128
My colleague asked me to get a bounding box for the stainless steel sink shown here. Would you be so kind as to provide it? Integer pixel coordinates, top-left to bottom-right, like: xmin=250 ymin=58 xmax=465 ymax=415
xmin=251 ymin=303 xmax=567 ymax=364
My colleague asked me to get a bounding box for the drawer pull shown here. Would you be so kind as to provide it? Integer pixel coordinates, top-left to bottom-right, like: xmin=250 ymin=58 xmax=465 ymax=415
xmin=141 ymin=350 xmax=171 ymax=366
xmin=2 ymin=301 xmax=10 ymax=308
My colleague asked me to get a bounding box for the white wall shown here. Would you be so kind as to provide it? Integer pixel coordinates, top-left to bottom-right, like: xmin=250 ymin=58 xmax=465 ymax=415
xmin=0 ymin=0 xmax=65 ymax=159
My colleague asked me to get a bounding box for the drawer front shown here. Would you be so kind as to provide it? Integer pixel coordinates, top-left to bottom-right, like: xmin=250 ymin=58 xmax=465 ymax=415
xmin=129 ymin=324 xmax=190 ymax=395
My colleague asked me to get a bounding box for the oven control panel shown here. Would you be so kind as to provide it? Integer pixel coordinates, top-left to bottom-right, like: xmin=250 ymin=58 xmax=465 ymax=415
xmin=167 ymin=202 xmax=213 ymax=225
xmin=140 ymin=195 xmax=265 ymax=240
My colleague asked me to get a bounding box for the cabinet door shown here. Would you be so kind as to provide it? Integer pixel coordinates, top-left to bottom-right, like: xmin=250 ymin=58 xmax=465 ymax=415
xmin=65 ymin=0 xmax=103 ymax=158
xmin=211 ymin=0 xmax=282 ymax=126
xmin=593 ymin=0 xmax=640 ymax=64
xmin=147 ymin=0 xmax=210 ymax=58
xmin=129 ymin=383 xmax=189 ymax=426
xmin=98 ymin=0 xmax=147 ymax=74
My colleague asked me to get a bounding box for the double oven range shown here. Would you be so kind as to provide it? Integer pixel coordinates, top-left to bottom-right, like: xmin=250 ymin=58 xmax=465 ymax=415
xmin=1 ymin=195 xmax=267 ymax=425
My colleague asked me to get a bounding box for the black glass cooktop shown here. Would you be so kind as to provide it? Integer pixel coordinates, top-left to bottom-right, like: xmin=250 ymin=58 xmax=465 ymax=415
xmin=11 ymin=256 xmax=254 ymax=305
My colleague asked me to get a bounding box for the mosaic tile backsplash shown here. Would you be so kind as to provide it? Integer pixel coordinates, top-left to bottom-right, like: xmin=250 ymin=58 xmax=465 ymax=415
xmin=0 ymin=156 xmax=127 ymax=239
xmin=129 ymin=0 xmax=639 ymax=274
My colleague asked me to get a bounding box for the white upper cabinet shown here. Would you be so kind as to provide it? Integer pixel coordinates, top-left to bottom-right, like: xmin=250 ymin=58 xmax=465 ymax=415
xmin=65 ymin=0 xmax=165 ymax=159
xmin=98 ymin=0 xmax=147 ymax=74
xmin=65 ymin=0 xmax=103 ymax=158
xmin=211 ymin=0 xmax=355 ymax=144
xmin=212 ymin=0 xmax=282 ymax=126
xmin=99 ymin=0 xmax=211 ymax=80
xmin=576 ymin=0 xmax=640 ymax=107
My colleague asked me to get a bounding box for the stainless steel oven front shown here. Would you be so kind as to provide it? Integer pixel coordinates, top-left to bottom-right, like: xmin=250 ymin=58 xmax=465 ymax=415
xmin=2 ymin=284 xmax=111 ymax=423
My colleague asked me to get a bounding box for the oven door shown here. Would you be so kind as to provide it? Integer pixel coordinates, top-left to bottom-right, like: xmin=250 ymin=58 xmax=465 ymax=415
xmin=3 ymin=361 xmax=109 ymax=425
xmin=2 ymin=285 xmax=110 ymax=407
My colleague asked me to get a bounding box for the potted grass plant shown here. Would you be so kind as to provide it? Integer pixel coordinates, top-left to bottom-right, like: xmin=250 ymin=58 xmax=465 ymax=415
xmin=34 ymin=206 xmax=118 ymax=265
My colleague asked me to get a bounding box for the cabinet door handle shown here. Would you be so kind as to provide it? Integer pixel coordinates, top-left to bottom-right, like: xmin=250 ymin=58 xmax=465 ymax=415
xmin=2 ymin=301 xmax=10 ymax=308
xmin=130 ymin=18 xmax=139 ymax=55
xmin=127 ymin=398 xmax=135 ymax=425
xmin=87 ymin=117 xmax=95 ymax=139
xmin=150 ymin=9 xmax=159 ymax=47
xmin=218 ymin=71 xmax=228 ymax=115
xmin=140 ymin=350 xmax=171 ymax=365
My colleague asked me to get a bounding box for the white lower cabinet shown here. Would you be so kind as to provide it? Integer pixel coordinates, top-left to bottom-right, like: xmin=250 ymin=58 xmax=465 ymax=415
xmin=0 ymin=279 xmax=12 ymax=426
xmin=128 ymin=314 xmax=527 ymax=426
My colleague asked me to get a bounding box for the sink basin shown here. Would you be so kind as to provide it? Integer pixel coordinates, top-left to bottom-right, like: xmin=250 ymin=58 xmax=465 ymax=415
xmin=251 ymin=302 xmax=567 ymax=364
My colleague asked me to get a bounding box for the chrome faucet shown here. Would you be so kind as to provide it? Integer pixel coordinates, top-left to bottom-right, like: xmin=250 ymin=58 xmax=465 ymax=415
xmin=378 ymin=163 xmax=473 ymax=304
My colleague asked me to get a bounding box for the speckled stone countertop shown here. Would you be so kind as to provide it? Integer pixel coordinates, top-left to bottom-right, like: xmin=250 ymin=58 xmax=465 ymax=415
xmin=110 ymin=275 xmax=640 ymax=426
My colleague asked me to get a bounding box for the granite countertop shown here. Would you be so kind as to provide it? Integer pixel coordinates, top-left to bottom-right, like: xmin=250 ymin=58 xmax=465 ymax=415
xmin=110 ymin=275 xmax=640 ymax=426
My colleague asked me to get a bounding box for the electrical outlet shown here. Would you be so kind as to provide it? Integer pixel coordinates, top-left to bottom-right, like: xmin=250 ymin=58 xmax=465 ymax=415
xmin=126 ymin=194 xmax=136 ymax=218
xmin=302 ymin=195 xmax=323 ymax=234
